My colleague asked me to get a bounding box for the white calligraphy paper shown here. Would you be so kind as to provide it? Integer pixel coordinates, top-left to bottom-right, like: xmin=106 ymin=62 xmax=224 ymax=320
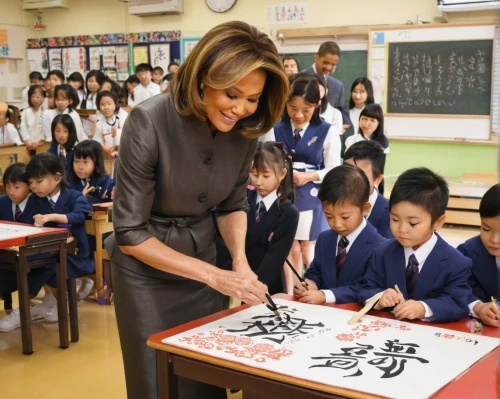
xmin=62 ymin=47 xmax=86 ymax=77
xmin=150 ymin=44 xmax=170 ymax=73
xmin=163 ymin=299 xmax=498 ymax=399
xmin=267 ymin=2 xmax=307 ymax=25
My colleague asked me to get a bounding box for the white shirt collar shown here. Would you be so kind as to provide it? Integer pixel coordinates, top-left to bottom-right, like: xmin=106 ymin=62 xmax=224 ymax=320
xmin=289 ymin=120 xmax=310 ymax=137
xmin=337 ymin=217 xmax=367 ymax=254
xmin=256 ymin=189 xmax=278 ymax=212
xmin=48 ymin=189 xmax=61 ymax=205
xmin=12 ymin=194 xmax=30 ymax=216
xmin=496 ymin=257 xmax=500 ymax=268
xmin=403 ymin=233 xmax=438 ymax=271
xmin=367 ymin=189 xmax=379 ymax=217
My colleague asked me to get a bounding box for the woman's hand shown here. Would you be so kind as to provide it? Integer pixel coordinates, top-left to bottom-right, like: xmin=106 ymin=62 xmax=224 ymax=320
xmin=208 ymin=269 xmax=268 ymax=306
xmin=293 ymin=171 xmax=309 ymax=187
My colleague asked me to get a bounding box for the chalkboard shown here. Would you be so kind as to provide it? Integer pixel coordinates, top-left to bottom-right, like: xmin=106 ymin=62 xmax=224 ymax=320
xmin=387 ymin=40 xmax=493 ymax=115
xmin=293 ymin=51 xmax=368 ymax=105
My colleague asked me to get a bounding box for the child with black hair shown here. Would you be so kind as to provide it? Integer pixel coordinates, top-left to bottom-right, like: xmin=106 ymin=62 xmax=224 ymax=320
xmin=43 ymin=84 xmax=88 ymax=143
xmin=0 ymin=102 xmax=24 ymax=147
xmin=134 ymin=63 xmax=161 ymax=105
xmin=47 ymin=114 xmax=79 ymax=177
xmin=167 ymin=61 xmax=179 ymax=73
xmin=216 ymin=141 xmax=298 ymax=295
xmin=152 ymin=66 xmax=164 ymax=85
xmin=47 ymin=70 xmax=65 ymax=89
xmin=20 ymin=85 xmax=46 ymax=153
xmin=81 ymin=70 xmax=106 ymax=136
xmin=358 ymin=167 xmax=472 ymax=323
xmin=69 ymin=140 xmax=115 ymax=204
xmin=345 ymin=103 xmax=389 ymax=154
xmin=295 ymin=164 xmax=386 ymax=304
xmin=160 ymin=72 xmax=175 ymax=93
xmin=344 ymin=141 xmax=392 ymax=238
xmin=123 ymin=75 xmax=140 ymax=111
xmin=315 ymin=74 xmax=343 ymax=133
xmin=68 ymin=72 xmax=86 ymax=108
xmin=458 ymin=184 xmax=500 ymax=327
xmin=348 ymin=77 xmax=375 ymax=139
xmin=93 ymin=90 xmax=128 ymax=158
xmin=20 ymin=71 xmax=44 ymax=110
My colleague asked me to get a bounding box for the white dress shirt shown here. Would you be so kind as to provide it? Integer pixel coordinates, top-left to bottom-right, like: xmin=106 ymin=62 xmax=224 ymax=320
xmin=133 ymin=82 xmax=161 ymax=105
xmin=0 ymin=124 xmax=23 ymax=145
xmin=263 ymin=121 xmax=341 ymax=183
xmin=11 ymin=194 xmax=30 ymax=219
xmin=366 ymin=188 xmax=379 ymax=218
xmin=322 ymin=218 xmax=368 ymax=304
xmin=320 ymin=103 xmax=343 ymax=133
xmin=93 ymin=110 xmax=128 ymax=148
xmin=43 ymin=108 xmax=88 ymax=143
xmin=345 ymin=133 xmax=390 ymax=154
xmin=21 ymin=86 xmax=30 ymax=110
xmin=20 ymin=107 xmax=45 ymax=142
xmin=403 ymin=233 xmax=438 ymax=321
xmin=48 ymin=190 xmax=61 ymax=207
xmin=256 ymin=189 xmax=278 ymax=213
xmin=349 ymin=106 xmax=364 ymax=135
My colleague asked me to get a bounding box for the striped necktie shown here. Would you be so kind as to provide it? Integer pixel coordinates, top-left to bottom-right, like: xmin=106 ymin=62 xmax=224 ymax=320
xmin=406 ymin=254 xmax=419 ymax=299
xmin=293 ymin=128 xmax=302 ymax=144
xmin=14 ymin=204 xmax=22 ymax=221
xmin=48 ymin=198 xmax=56 ymax=212
xmin=255 ymin=200 xmax=266 ymax=223
xmin=336 ymin=236 xmax=349 ymax=276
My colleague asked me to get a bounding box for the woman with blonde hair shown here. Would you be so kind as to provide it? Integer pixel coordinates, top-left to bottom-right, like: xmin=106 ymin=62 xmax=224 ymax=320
xmin=105 ymin=20 xmax=289 ymax=398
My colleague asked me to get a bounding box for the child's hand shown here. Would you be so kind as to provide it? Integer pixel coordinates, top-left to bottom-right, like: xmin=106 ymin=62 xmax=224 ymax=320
xmin=297 ymin=289 xmax=326 ymax=305
xmin=110 ymin=150 xmax=119 ymax=158
xmin=474 ymin=301 xmax=500 ymax=327
xmin=34 ymin=214 xmax=52 ymax=227
xmin=82 ymin=183 xmax=95 ymax=196
xmin=394 ymin=300 xmax=425 ymax=320
xmin=374 ymin=288 xmax=404 ymax=310
xmin=293 ymin=171 xmax=309 ymax=187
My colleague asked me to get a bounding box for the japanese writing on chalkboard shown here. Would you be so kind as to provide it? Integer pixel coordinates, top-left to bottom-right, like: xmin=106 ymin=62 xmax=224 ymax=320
xmin=387 ymin=40 xmax=493 ymax=115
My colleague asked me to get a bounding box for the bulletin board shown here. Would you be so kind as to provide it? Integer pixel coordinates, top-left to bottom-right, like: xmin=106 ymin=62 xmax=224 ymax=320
xmin=26 ymin=30 xmax=181 ymax=82
xmin=0 ymin=25 xmax=27 ymax=103
xmin=368 ymin=22 xmax=498 ymax=141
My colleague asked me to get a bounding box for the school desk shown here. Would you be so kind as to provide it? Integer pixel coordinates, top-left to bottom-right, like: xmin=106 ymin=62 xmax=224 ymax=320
xmin=148 ymin=294 xmax=499 ymax=399
xmin=0 ymin=145 xmax=31 ymax=179
xmin=0 ymin=221 xmax=77 ymax=355
xmin=84 ymin=202 xmax=113 ymax=304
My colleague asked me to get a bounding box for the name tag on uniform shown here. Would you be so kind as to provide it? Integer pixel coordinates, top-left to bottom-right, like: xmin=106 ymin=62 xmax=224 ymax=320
xmin=307 ymin=136 xmax=318 ymax=146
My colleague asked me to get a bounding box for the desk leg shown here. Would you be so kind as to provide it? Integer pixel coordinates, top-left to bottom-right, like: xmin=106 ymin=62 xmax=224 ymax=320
xmin=94 ymin=220 xmax=104 ymax=304
xmin=67 ymin=278 xmax=79 ymax=343
xmin=157 ymin=351 xmax=178 ymax=399
xmin=16 ymin=247 xmax=33 ymax=355
xmin=56 ymin=240 xmax=69 ymax=349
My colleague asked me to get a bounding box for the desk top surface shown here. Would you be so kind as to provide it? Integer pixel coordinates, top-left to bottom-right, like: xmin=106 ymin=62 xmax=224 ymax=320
xmin=149 ymin=294 xmax=499 ymax=399
xmin=0 ymin=221 xmax=67 ymax=249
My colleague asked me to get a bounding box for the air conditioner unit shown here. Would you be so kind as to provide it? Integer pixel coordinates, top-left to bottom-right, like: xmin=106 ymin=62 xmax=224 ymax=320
xmin=23 ymin=0 xmax=69 ymax=10
xmin=437 ymin=0 xmax=500 ymax=12
xmin=128 ymin=0 xmax=184 ymax=16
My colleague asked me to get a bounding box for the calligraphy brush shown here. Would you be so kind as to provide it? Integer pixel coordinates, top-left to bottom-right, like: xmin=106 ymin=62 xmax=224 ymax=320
xmin=265 ymin=293 xmax=283 ymax=321
xmin=285 ymin=259 xmax=308 ymax=290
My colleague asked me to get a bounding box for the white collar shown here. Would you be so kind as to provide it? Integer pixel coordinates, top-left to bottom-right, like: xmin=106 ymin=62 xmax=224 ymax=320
xmin=403 ymin=233 xmax=438 ymax=269
xmin=48 ymin=189 xmax=61 ymax=205
xmin=367 ymin=189 xmax=379 ymax=217
xmin=256 ymin=189 xmax=278 ymax=212
xmin=289 ymin=120 xmax=310 ymax=136
xmin=496 ymin=257 xmax=500 ymax=268
xmin=12 ymin=194 xmax=30 ymax=215
xmin=337 ymin=217 xmax=367 ymax=253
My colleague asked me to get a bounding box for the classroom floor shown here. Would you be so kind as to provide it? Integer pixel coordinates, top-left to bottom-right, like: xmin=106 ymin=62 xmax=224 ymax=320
xmin=0 ymin=224 xmax=480 ymax=399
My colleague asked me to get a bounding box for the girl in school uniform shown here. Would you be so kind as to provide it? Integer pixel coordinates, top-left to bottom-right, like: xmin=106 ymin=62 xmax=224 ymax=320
xmin=123 ymin=75 xmax=140 ymax=112
xmin=26 ymin=153 xmax=93 ymax=322
xmin=216 ymin=141 xmax=299 ymax=295
xmin=20 ymin=85 xmax=46 ymax=155
xmin=264 ymin=76 xmax=341 ymax=292
xmin=80 ymin=70 xmax=106 ymax=136
xmin=43 ymin=84 xmax=88 ymax=143
xmin=93 ymin=90 xmax=127 ymax=158
xmin=315 ymin=74 xmax=343 ymax=134
xmin=47 ymin=114 xmax=79 ymax=178
xmin=348 ymin=78 xmax=375 ymax=139
xmin=68 ymin=72 xmax=86 ymax=109
xmin=0 ymin=102 xmax=25 ymax=148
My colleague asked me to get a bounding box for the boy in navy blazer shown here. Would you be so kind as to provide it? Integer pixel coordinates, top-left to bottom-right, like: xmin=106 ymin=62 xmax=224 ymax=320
xmin=358 ymin=167 xmax=472 ymax=323
xmin=344 ymin=141 xmax=393 ymax=239
xmin=458 ymin=184 xmax=500 ymax=327
xmin=294 ymin=164 xmax=386 ymax=304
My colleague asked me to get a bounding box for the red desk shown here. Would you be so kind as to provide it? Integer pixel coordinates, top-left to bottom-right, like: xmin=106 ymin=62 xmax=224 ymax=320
xmin=148 ymin=294 xmax=499 ymax=399
xmin=0 ymin=222 xmax=77 ymax=355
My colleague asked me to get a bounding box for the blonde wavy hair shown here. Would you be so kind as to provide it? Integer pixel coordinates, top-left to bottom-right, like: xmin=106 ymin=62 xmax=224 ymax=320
xmin=170 ymin=21 xmax=289 ymax=139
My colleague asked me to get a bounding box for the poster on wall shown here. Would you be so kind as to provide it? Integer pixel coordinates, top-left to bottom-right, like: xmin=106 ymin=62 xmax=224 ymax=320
xmin=48 ymin=48 xmax=62 ymax=70
xmin=62 ymin=47 xmax=86 ymax=77
xmin=27 ymin=48 xmax=49 ymax=75
xmin=133 ymin=46 xmax=149 ymax=66
xmin=150 ymin=43 xmax=170 ymax=72
xmin=181 ymin=38 xmax=201 ymax=63
xmin=116 ymin=46 xmax=129 ymax=81
xmin=103 ymin=46 xmax=116 ymax=68
xmin=89 ymin=47 xmax=101 ymax=71
xmin=267 ymin=2 xmax=308 ymax=25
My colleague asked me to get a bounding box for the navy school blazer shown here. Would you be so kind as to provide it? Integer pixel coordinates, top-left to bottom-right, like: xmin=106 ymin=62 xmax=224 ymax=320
xmin=216 ymin=188 xmax=299 ymax=295
xmin=304 ymin=221 xmax=387 ymax=304
xmin=358 ymin=234 xmax=472 ymax=323
xmin=0 ymin=194 xmax=37 ymax=224
xmin=31 ymin=188 xmax=94 ymax=278
xmin=368 ymin=192 xmax=393 ymax=239
xmin=457 ymin=235 xmax=499 ymax=303
xmin=68 ymin=173 xmax=115 ymax=205
xmin=47 ymin=145 xmax=74 ymax=179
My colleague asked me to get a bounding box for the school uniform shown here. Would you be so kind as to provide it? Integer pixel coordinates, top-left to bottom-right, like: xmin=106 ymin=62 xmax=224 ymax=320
xmin=133 ymin=82 xmax=161 ymax=105
xmin=31 ymin=188 xmax=94 ymax=283
xmin=345 ymin=133 xmax=390 ymax=154
xmin=47 ymin=144 xmax=74 ymax=178
xmin=76 ymin=89 xmax=85 ymax=109
xmin=320 ymin=103 xmax=343 ymax=133
xmin=0 ymin=123 xmax=23 ymax=146
xmin=367 ymin=189 xmax=393 ymax=239
xmin=358 ymin=233 xmax=472 ymax=323
xmin=457 ymin=236 xmax=500 ymax=312
xmin=81 ymin=94 xmax=98 ymax=137
xmin=349 ymin=107 xmax=364 ymax=137
xmin=305 ymin=219 xmax=387 ymax=304
xmin=265 ymin=119 xmax=341 ymax=241
xmin=127 ymin=93 xmax=135 ymax=108
xmin=20 ymin=86 xmax=30 ymax=110
xmin=42 ymin=108 xmax=88 ymax=143
xmin=20 ymin=107 xmax=45 ymax=144
xmin=93 ymin=109 xmax=128 ymax=148
xmin=68 ymin=173 xmax=115 ymax=205
xmin=216 ymin=188 xmax=299 ymax=295
xmin=0 ymin=193 xmax=36 ymax=224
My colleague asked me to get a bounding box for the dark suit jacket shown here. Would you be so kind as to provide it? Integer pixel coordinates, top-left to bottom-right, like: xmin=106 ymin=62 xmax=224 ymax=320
xmin=68 ymin=173 xmax=115 ymax=205
xmin=368 ymin=193 xmax=393 ymax=239
xmin=457 ymin=235 xmax=499 ymax=303
xmin=31 ymin=189 xmax=94 ymax=278
xmin=216 ymin=189 xmax=299 ymax=294
xmin=47 ymin=145 xmax=74 ymax=180
xmin=358 ymin=235 xmax=472 ymax=323
xmin=0 ymin=194 xmax=37 ymax=224
xmin=304 ymin=222 xmax=386 ymax=303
